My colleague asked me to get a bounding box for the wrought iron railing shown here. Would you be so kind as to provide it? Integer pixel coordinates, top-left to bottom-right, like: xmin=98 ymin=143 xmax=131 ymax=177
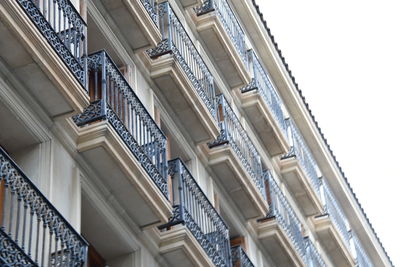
xmin=147 ymin=2 xmax=217 ymax=120
xmin=351 ymin=231 xmax=373 ymax=267
xmin=17 ymin=0 xmax=87 ymax=87
xmin=284 ymin=119 xmax=321 ymax=197
xmin=210 ymin=95 xmax=266 ymax=200
xmin=231 ymin=245 xmax=254 ymax=267
xmin=73 ymin=51 xmax=169 ymax=199
xmin=140 ymin=0 xmax=158 ymax=25
xmin=160 ymin=159 xmax=232 ymax=267
xmin=321 ymin=179 xmax=351 ymax=250
xmin=0 ymin=147 xmax=88 ymax=266
xmin=304 ymin=237 xmax=326 ymax=267
xmin=243 ymin=50 xmax=287 ymax=137
xmin=195 ymin=0 xmax=248 ymax=68
xmin=266 ymin=171 xmax=305 ymax=258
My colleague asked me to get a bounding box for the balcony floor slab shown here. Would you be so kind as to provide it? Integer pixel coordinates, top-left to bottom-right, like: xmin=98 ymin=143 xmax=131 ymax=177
xmin=143 ymin=53 xmax=220 ymax=144
xmin=312 ymin=215 xmax=355 ymax=267
xmin=193 ymin=11 xmax=251 ymax=89
xmin=93 ymin=0 xmax=161 ymax=51
xmin=280 ymin=156 xmax=324 ymax=216
xmin=254 ymin=218 xmax=304 ymax=267
xmin=155 ymin=225 xmax=215 ymax=267
xmin=201 ymin=143 xmax=268 ymax=220
xmin=238 ymin=89 xmax=290 ymax=156
xmin=69 ymin=119 xmax=172 ymax=227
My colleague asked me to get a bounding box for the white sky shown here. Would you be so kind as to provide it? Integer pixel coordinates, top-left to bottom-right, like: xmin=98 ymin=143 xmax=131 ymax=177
xmin=257 ymin=0 xmax=400 ymax=265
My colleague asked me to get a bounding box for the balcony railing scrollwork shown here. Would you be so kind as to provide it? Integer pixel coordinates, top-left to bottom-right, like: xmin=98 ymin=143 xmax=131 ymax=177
xmin=321 ymin=179 xmax=351 ymax=249
xmin=17 ymin=0 xmax=88 ymax=87
xmin=304 ymin=237 xmax=326 ymax=267
xmin=195 ymin=0 xmax=248 ymax=68
xmin=0 ymin=147 xmax=88 ymax=266
xmin=209 ymin=94 xmax=266 ymax=199
xmin=265 ymin=171 xmax=306 ymax=259
xmin=231 ymin=245 xmax=254 ymax=267
xmin=159 ymin=159 xmax=232 ymax=267
xmin=243 ymin=50 xmax=287 ymax=136
xmin=140 ymin=0 xmax=158 ymax=25
xmin=73 ymin=51 xmax=169 ymax=199
xmin=284 ymin=119 xmax=321 ymax=196
xmin=147 ymin=2 xmax=217 ymax=120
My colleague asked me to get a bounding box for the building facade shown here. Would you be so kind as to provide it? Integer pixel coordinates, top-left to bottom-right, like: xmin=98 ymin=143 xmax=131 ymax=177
xmin=0 ymin=0 xmax=392 ymax=266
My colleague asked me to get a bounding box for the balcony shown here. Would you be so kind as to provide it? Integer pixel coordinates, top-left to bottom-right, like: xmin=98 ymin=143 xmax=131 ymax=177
xmin=280 ymin=119 xmax=324 ymax=216
xmin=255 ymin=172 xmax=305 ymax=267
xmin=312 ymin=179 xmax=354 ymax=266
xmin=72 ymin=51 xmax=172 ymax=227
xmin=351 ymin=231 xmax=373 ymax=267
xmin=92 ymin=0 xmax=161 ymax=50
xmin=157 ymin=159 xmax=231 ymax=267
xmin=145 ymin=2 xmax=219 ymax=144
xmin=203 ymin=95 xmax=268 ymax=220
xmin=231 ymin=245 xmax=255 ymax=267
xmin=304 ymin=237 xmax=326 ymax=267
xmin=193 ymin=0 xmax=251 ymax=88
xmin=0 ymin=0 xmax=89 ymax=116
xmin=0 ymin=147 xmax=88 ymax=266
xmin=239 ymin=50 xmax=290 ymax=156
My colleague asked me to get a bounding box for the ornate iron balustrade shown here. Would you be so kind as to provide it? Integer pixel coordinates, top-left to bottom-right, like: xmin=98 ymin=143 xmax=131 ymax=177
xmin=243 ymin=50 xmax=287 ymax=137
xmin=231 ymin=245 xmax=254 ymax=267
xmin=73 ymin=51 xmax=169 ymax=199
xmin=321 ymin=179 xmax=351 ymax=250
xmin=140 ymin=0 xmax=158 ymax=25
xmin=17 ymin=0 xmax=87 ymax=87
xmin=266 ymin=171 xmax=306 ymax=259
xmin=147 ymin=2 xmax=217 ymax=120
xmin=0 ymin=147 xmax=88 ymax=266
xmin=159 ymin=159 xmax=232 ymax=267
xmin=284 ymin=119 xmax=321 ymax=196
xmin=304 ymin=237 xmax=326 ymax=267
xmin=350 ymin=231 xmax=373 ymax=267
xmin=195 ymin=0 xmax=248 ymax=68
xmin=210 ymin=95 xmax=266 ymax=199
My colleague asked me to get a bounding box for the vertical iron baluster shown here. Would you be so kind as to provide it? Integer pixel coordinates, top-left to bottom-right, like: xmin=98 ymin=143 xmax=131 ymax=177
xmin=1 ymin=183 xmax=8 ymax=231
xmin=41 ymin=223 xmax=46 ymax=266
xmin=101 ymin=51 xmax=107 ymax=117
xmin=94 ymin=67 xmax=99 ymax=101
xmin=124 ymin=97 xmax=128 ymax=128
xmin=35 ymin=217 xmax=40 ymax=262
xmin=67 ymin=17 xmax=72 ymax=52
xmin=140 ymin=117 xmax=144 ymax=147
xmin=63 ymin=13 xmax=66 ymax=44
xmin=15 ymin=194 xmax=22 ymax=243
xmin=8 ymin=185 xmax=14 ymax=236
xmin=74 ymin=25 xmax=78 ymax=58
xmin=108 ymin=74 xmax=112 ymax=109
xmin=147 ymin=126 xmax=151 ymax=160
xmin=52 ymin=0 xmax=55 ymax=30
xmin=42 ymin=0 xmax=46 ymax=19
xmin=54 ymin=238 xmax=58 ymax=267
xmin=129 ymin=103 xmax=133 ymax=135
xmin=28 ymin=209 xmax=34 ymax=257
xmin=113 ymin=79 xmax=118 ymax=115
xmin=48 ymin=230 xmax=53 ymax=266
xmin=21 ymin=200 xmax=28 ymax=250
xmin=121 ymin=92 xmax=124 ymax=129
xmin=47 ymin=0 xmax=50 ymax=24
xmin=135 ymin=114 xmax=138 ymax=144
